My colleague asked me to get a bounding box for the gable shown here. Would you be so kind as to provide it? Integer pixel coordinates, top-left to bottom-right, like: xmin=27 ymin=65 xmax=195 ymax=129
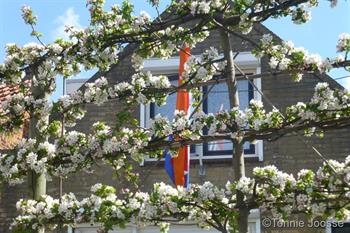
xmin=81 ymin=23 xmax=342 ymax=91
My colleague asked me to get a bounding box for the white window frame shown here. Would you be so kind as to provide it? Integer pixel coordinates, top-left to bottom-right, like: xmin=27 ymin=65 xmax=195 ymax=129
xmin=140 ymin=52 xmax=263 ymax=162
xmin=248 ymin=209 xmax=261 ymax=233
xmin=69 ymin=210 xmax=260 ymax=233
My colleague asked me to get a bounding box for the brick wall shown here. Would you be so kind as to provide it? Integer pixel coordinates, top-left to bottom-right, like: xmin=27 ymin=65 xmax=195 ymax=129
xmin=0 ymin=24 xmax=348 ymax=233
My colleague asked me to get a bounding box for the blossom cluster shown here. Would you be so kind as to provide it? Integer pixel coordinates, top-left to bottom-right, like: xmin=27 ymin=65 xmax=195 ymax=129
xmin=173 ymin=0 xmax=319 ymax=35
xmin=254 ymin=33 xmax=350 ymax=81
xmin=86 ymin=0 xmax=209 ymax=60
xmin=12 ymin=181 xmax=236 ymax=233
xmin=1 ymin=1 xmax=349 ymax=233
xmin=0 ymin=0 xmax=347 ymax=137
xmin=291 ymin=4 xmax=312 ymax=24
xmin=0 ymin=92 xmax=28 ymax=132
xmin=149 ymin=99 xmax=283 ymax=143
xmin=55 ymin=72 xmax=171 ymax=127
xmin=12 ymin=156 xmax=350 ymax=233
xmin=0 ymin=89 xmax=53 ymax=133
xmin=0 ymin=139 xmax=55 ymax=185
xmin=187 ymin=0 xmax=224 ymax=15
xmin=21 ymin=5 xmax=37 ymax=25
xmin=1 ymin=0 xmax=326 ymax=93
xmin=2 ymin=83 xmax=350 ymax=185
xmin=1 ymin=46 xmax=226 ymax=132
xmin=0 ymin=71 xmax=169 ymax=131
xmin=153 ymin=82 xmax=350 ymax=140
xmin=244 ymin=156 xmax=350 ymax=220
xmin=0 ymin=121 xmax=152 ymax=184
xmin=182 ymin=47 xmax=226 ymax=83
xmin=236 ymin=156 xmax=350 ymax=220
xmin=286 ymin=82 xmax=350 ymax=123
xmin=336 ymin=33 xmax=350 ymax=53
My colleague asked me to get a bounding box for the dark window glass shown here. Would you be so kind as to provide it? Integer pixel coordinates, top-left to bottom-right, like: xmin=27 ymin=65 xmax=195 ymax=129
xmin=203 ymin=79 xmax=255 ymax=156
xmin=151 ymin=78 xmax=178 ymax=121
xmin=332 ymin=222 xmax=350 ymax=233
xmin=149 ymin=75 xmax=197 ymax=154
xmin=149 ymin=75 xmax=256 ymax=157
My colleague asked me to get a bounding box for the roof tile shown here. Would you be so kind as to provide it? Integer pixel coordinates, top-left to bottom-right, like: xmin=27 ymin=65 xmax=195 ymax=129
xmin=0 ymin=81 xmax=30 ymax=150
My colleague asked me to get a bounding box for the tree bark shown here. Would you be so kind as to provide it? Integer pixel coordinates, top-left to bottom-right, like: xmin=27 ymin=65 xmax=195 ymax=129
xmin=220 ymin=30 xmax=249 ymax=233
xmin=28 ymin=78 xmax=48 ymax=233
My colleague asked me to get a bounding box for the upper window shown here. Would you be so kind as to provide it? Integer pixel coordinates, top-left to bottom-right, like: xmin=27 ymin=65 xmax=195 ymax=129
xmin=150 ymin=75 xmax=179 ymax=122
xmin=202 ymin=78 xmax=255 ymax=156
xmin=144 ymin=74 xmax=262 ymax=160
xmin=326 ymin=222 xmax=350 ymax=233
xmin=140 ymin=53 xmax=263 ymax=161
xmin=149 ymin=76 xmax=197 ymax=154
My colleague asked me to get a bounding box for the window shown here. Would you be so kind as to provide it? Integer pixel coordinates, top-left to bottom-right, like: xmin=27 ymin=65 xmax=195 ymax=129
xmin=332 ymin=223 xmax=350 ymax=233
xmin=140 ymin=53 xmax=263 ymax=161
xmin=71 ymin=224 xmax=259 ymax=233
xmin=149 ymin=75 xmax=179 ymax=122
xmin=325 ymin=221 xmax=350 ymax=233
xmin=202 ymin=78 xmax=255 ymax=157
xmin=70 ymin=210 xmax=261 ymax=233
xmin=148 ymin=75 xmax=197 ymax=154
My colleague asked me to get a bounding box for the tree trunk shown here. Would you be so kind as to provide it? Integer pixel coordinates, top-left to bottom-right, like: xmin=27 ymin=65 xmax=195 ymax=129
xmin=220 ymin=30 xmax=249 ymax=233
xmin=28 ymin=80 xmax=48 ymax=233
xmin=28 ymin=171 xmax=46 ymax=233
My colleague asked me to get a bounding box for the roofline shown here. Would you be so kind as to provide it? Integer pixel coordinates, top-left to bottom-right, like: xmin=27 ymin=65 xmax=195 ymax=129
xmin=66 ymin=78 xmax=89 ymax=84
xmin=257 ymin=23 xmax=344 ymax=90
xmin=82 ymin=18 xmax=343 ymax=91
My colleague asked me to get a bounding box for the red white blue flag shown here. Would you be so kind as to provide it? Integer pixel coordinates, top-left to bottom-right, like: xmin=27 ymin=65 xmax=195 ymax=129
xmin=165 ymin=45 xmax=190 ymax=188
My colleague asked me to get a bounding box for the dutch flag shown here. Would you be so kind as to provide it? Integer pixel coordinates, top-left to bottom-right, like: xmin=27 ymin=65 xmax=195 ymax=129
xmin=164 ymin=45 xmax=191 ymax=188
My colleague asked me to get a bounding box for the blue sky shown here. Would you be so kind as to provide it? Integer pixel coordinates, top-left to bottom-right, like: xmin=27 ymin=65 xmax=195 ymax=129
xmin=0 ymin=0 xmax=349 ymax=99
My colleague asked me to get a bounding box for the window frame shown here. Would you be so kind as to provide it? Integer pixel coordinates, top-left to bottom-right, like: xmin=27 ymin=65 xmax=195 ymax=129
xmin=68 ymin=209 xmax=261 ymax=233
xmin=201 ymin=76 xmax=255 ymax=157
xmin=140 ymin=52 xmax=263 ymax=162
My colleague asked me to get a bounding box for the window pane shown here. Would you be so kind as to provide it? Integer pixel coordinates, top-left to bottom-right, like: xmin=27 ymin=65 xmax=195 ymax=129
xmin=205 ymin=79 xmax=254 ymax=155
xmin=238 ymin=80 xmax=250 ymax=110
xmin=248 ymin=222 xmax=257 ymax=233
xmin=207 ymin=80 xmax=250 ymax=113
xmin=150 ymin=76 xmax=256 ymax=157
xmin=207 ymin=141 xmax=251 ymax=151
xmin=150 ymin=77 xmax=197 ymax=155
xmin=152 ymin=79 xmax=178 ymax=121
xmin=332 ymin=222 xmax=350 ymax=233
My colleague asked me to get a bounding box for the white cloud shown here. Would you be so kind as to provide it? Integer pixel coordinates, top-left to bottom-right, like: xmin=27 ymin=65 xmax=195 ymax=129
xmin=52 ymin=8 xmax=82 ymax=40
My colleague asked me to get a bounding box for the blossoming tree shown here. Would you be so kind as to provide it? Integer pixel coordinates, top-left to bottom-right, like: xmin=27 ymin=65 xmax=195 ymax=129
xmin=1 ymin=0 xmax=350 ymax=233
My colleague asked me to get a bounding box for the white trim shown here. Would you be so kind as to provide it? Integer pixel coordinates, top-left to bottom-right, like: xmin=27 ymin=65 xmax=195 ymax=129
xmin=65 ymin=78 xmax=88 ymax=95
xmin=143 ymin=52 xmax=259 ymax=74
xmin=139 ymin=103 xmax=146 ymax=166
xmin=66 ymin=78 xmax=89 ymax=84
xmin=248 ymin=209 xmax=261 ymax=233
xmin=254 ymin=64 xmax=262 ymax=102
xmin=255 ymin=63 xmax=264 ymax=162
xmin=140 ymin=103 xmax=146 ymax=128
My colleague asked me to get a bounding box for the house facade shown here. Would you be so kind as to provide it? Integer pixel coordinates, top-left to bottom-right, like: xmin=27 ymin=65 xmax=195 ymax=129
xmin=1 ymin=24 xmax=350 ymax=233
